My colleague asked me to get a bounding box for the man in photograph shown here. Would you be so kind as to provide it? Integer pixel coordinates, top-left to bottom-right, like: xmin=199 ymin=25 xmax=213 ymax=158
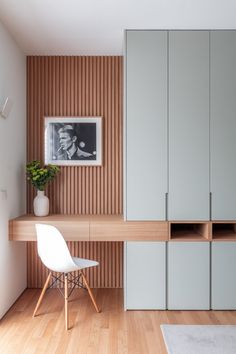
xmin=56 ymin=124 xmax=94 ymax=160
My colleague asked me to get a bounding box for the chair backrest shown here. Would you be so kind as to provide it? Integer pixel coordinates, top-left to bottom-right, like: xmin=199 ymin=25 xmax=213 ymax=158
xmin=35 ymin=224 xmax=76 ymax=273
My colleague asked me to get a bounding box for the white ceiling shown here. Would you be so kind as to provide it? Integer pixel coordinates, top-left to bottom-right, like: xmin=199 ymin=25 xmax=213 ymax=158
xmin=0 ymin=0 xmax=236 ymax=55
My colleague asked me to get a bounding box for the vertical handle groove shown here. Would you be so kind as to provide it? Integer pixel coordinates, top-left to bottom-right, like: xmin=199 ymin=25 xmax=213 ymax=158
xmin=165 ymin=193 xmax=168 ymax=221
xmin=209 ymin=192 xmax=212 ymax=220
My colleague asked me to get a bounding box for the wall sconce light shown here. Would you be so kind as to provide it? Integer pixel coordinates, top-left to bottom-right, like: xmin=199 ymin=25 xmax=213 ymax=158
xmin=0 ymin=97 xmax=13 ymax=118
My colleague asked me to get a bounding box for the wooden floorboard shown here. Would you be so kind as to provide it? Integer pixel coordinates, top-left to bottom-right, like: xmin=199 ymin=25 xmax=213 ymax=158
xmin=1 ymin=289 xmax=236 ymax=354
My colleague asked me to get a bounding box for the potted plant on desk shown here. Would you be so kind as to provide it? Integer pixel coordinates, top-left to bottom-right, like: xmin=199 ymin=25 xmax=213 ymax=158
xmin=26 ymin=160 xmax=60 ymax=216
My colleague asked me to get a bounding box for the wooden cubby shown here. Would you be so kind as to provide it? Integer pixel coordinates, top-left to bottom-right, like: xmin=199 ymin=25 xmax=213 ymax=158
xmin=212 ymin=222 xmax=236 ymax=241
xmin=169 ymin=222 xmax=210 ymax=241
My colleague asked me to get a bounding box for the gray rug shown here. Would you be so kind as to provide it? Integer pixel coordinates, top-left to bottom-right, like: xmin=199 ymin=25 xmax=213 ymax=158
xmin=161 ymin=325 xmax=236 ymax=354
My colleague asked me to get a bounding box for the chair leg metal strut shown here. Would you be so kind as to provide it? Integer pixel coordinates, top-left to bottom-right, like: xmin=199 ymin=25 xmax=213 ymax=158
xmin=32 ymin=270 xmax=100 ymax=329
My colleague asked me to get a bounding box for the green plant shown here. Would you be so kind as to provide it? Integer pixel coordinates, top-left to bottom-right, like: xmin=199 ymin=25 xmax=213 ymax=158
xmin=26 ymin=160 xmax=60 ymax=191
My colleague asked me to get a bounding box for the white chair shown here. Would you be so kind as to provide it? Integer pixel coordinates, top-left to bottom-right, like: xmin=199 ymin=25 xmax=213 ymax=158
xmin=33 ymin=223 xmax=100 ymax=330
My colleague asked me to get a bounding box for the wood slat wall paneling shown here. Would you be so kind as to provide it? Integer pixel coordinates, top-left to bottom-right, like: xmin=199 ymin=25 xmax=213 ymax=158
xmin=27 ymin=56 xmax=123 ymax=288
xmin=27 ymin=56 xmax=123 ymax=215
xmin=27 ymin=242 xmax=123 ymax=288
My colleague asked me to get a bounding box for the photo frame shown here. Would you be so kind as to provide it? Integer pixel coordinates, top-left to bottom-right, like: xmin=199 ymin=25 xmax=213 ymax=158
xmin=44 ymin=117 xmax=102 ymax=166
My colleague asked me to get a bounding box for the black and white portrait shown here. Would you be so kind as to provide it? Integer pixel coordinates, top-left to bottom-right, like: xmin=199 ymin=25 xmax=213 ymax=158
xmin=44 ymin=117 xmax=102 ymax=166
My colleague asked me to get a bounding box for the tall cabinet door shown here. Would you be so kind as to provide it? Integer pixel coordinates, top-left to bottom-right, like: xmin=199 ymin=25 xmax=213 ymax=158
xmin=125 ymin=30 xmax=168 ymax=220
xmin=168 ymin=242 xmax=210 ymax=310
xmin=125 ymin=242 xmax=166 ymax=309
xmin=169 ymin=31 xmax=210 ymax=220
xmin=212 ymin=242 xmax=236 ymax=309
xmin=211 ymin=31 xmax=236 ymax=220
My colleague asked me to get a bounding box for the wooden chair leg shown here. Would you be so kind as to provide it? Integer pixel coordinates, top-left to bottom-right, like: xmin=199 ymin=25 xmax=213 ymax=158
xmin=33 ymin=272 xmax=51 ymax=317
xmin=81 ymin=271 xmax=100 ymax=313
xmin=64 ymin=273 xmax=69 ymax=330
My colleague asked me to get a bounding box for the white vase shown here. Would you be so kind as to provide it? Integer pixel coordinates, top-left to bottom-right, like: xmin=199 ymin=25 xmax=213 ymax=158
xmin=33 ymin=190 xmax=49 ymax=216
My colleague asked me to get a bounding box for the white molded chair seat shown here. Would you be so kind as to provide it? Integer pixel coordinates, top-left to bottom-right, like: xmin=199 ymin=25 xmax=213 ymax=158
xmin=33 ymin=223 xmax=100 ymax=330
xmin=71 ymin=257 xmax=98 ymax=271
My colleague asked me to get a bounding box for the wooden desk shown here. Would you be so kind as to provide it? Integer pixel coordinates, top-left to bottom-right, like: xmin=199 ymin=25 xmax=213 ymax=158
xmin=9 ymin=214 xmax=169 ymax=242
xmin=9 ymin=216 xmax=236 ymax=292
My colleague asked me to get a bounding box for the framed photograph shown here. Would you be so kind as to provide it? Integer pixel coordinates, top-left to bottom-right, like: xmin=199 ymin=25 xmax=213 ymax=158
xmin=44 ymin=117 xmax=102 ymax=166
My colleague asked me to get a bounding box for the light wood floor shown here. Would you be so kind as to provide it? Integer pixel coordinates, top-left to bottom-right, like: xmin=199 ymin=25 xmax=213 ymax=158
xmin=1 ymin=289 xmax=236 ymax=354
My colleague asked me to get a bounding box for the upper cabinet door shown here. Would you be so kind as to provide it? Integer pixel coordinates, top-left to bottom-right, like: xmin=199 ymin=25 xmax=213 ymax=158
xmin=211 ymin=31 xmax=236 ymax=220
xmin=125 ymin=31 xmax=168 ymax=220
xmin=169 ymin=31 xmax=210 ymax=220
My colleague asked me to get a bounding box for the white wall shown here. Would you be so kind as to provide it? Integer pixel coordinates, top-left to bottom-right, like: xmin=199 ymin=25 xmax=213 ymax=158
xmin=0 ymin=20 xmax=26 ymax=319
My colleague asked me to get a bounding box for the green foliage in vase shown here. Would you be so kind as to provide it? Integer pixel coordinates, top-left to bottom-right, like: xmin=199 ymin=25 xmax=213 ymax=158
xmin=26 ymin=160 xmax=60 ymax=191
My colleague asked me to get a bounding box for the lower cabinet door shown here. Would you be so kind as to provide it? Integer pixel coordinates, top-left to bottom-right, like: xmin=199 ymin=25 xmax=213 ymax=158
xmin=125 ymin=242 xmax=166 ymax=310
xmin=212 ymin=242 xmax=236 ymax=309
xmin=168 ymin=242 xmax=210 ymax=310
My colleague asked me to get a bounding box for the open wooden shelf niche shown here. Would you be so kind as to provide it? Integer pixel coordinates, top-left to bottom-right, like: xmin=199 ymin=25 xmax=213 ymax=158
xmin=169 ymin=222 xmax=210 ymax=241
xmin=212 ymin=222 xmax=236 ymax=241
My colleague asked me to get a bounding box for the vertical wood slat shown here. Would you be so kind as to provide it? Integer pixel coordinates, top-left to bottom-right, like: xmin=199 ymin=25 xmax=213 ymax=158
xmin=27 ymin=56 xmax=122 ymax=215
xmin=27 ymin=242 xmax=123 ymax=288
xmin=27 ymin=56 xmax=123 ymax=288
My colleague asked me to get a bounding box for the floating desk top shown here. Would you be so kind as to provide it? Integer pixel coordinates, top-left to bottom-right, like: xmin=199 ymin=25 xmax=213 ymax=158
xmin=9 ymin=214 xmax=169 ymax=242
xmin=10 ymin=215 xmax=236 ymax=242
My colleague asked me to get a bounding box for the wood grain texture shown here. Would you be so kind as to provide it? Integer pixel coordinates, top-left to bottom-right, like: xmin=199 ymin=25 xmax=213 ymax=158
xmin=169 ymin=221 xmax=211 ymax=241
xmin=90 ymin=219 xmax=168 ymax=241
xmin=27 ymin=56 xmax=123 ymax=215
xmin=9 ymin=215 xmax=90 ymax=241
xmin=27 ymin=56 xmax=123 ymax=288
xmin=2 ymin=289 xmax=236 ymax=354
xmin=211 ymin=221 xmax=236 ymax=241
xmin=9 ymin=214 xmax=169 ymax=241
xmin=27 ymin=242 xmax=123 ymax=288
